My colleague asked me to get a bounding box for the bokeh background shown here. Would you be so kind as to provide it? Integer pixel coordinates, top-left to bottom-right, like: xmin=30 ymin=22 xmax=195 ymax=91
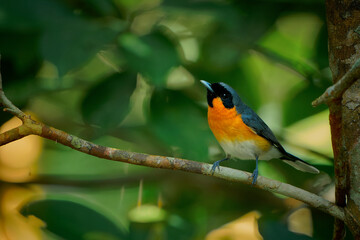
xmin=0 ymin=0 xmax=349 ymax=239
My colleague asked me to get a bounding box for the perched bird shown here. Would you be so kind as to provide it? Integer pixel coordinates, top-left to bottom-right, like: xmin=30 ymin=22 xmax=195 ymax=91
xmin=200 ymin=80 xmax=319 ymax=184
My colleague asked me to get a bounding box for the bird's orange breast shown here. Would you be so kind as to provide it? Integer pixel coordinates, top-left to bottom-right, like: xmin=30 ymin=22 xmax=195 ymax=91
xmin=208 ymin=97 xmax=270 ymax=151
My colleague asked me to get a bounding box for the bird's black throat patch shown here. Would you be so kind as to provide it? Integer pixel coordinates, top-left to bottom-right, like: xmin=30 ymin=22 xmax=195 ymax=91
xmin=206 ymin=83 xmax=234 ymax=109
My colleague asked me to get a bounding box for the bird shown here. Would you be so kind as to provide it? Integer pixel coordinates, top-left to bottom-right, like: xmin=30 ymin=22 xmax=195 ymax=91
xmin=200 ymin=80 xmax=319 ymax=184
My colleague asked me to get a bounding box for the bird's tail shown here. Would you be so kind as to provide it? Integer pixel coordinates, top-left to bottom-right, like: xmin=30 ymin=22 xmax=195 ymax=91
xmin=281 ymin=153 xmax=319 ymax=174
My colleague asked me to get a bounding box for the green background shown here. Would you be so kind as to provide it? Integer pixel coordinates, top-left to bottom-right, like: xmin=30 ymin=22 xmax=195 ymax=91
xmin=0 ymin=0 xmax=349 ymax=239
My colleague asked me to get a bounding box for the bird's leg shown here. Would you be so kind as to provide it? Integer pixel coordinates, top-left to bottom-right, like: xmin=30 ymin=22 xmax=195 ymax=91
xmin=210 ymin=155 xmax=230 ymax=175
xmin=251 ymin=155 xmax=259 ymax=185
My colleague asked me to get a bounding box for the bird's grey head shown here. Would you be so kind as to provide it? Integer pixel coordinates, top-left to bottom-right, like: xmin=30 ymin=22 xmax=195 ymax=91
xmin=200 ymin=80 xmax=242 ymax=109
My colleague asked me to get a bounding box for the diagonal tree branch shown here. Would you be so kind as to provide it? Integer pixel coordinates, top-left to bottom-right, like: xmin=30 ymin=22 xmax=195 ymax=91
xmin=0 ymin=96 xmax=345 ymax=220
xmin=0 ymin=124 xmax=34 ymax=145
xmin=312 ymin=57 xmax=360 ymax=107
xmin=0 ymin=116 xmax=345 ymax=221
xmin=0 ymin=60 xmax=345 ymax=222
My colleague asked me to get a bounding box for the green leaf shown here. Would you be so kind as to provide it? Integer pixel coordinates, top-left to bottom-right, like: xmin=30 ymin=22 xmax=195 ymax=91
xmin=195 ymin=1 xmax=283 ymax=71
xmin=1 ymin=0 xmax=122 ymax=76
xmin=81 ymin=72 xmax=137 ymax=129
xmin=149 ymin=89 xmax=212 ymax=161
xmin=73 ymin=0 xmax=118 ymax=17
xmin=259 ymin=219 xmax=312 ymax=240
xmin=0 ymin=0 xmax=43 ymax=74
xmin=21 ymin=199 xmax=127 ymax=240
xmin=119 ymin=31 xmax=180 ymax=87
xmin=283 ymin=82 xmax=327 ymax=126
xmin=253 ymin=46 xmax=321 ymax=80
xmin=41 ymin=17 xmax=119 ymax=76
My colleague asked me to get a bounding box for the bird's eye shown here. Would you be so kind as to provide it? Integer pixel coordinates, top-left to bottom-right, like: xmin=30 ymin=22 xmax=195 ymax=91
xmin=222 ymin=93 xmax=228 ymax=98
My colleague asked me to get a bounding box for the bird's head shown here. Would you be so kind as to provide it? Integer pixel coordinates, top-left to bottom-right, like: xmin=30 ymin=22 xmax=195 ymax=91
xmin=200 ymin=80 xmax=240 ymax=109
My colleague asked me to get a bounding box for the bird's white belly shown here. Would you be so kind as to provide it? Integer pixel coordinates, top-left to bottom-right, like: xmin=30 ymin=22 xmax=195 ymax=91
xmin=219 ymin=140 xmax=282 ymax=160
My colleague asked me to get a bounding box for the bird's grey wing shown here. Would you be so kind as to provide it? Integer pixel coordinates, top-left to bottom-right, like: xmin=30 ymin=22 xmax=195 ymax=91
xmin=240 ymin=107 xmax=286 ymax=154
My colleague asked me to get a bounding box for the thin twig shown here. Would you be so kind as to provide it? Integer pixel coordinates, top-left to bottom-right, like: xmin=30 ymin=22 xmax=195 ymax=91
xmin=312 ymin=58 xmax=360 ymax=107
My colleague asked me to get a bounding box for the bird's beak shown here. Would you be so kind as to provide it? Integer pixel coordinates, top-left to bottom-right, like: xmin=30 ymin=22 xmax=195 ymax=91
xmin=200 ymin=80 xmax=214 ymax=92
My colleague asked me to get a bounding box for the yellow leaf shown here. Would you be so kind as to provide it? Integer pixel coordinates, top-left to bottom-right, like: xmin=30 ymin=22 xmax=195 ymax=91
xmin=0 ymin=113 xmax=43 ymax=182
xmin=0 ymin=185 xmax=44 ymax=240
xmin=206 ymin=211 xmax=263 ymax=240
xmin=2 ymin=212 xmax=44 ymax=240
xmin=288 ymin=207 xmax=313 ymax=237
xmin=1 ymin=185 xmax=42 ymax=212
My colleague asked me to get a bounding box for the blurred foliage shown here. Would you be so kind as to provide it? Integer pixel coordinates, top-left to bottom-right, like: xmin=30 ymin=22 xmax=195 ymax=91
xmin=81 ymin=72 xmax=137 ymax=130
xmin=22 ymin=199 xmax=127 ymax=240
xmin=0 ymin=0 xmax=349 ymax=239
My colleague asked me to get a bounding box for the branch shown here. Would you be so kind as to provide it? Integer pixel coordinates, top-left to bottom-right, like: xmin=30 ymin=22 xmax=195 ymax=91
xmin=0 ymin=65 xmax=345 ymax=222
xmin=312 ymin=58 xmax=360 ymax=107
xmin=0 ymin=107 xmax=346 ymax=222
xmin=0 ymin=125 xmax=33 ymax=145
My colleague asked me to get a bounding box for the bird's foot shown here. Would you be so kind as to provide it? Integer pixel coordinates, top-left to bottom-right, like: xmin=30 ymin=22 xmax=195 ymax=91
xmin=210 ymin=157 xmax=230 ymax=175
xmin=251 ymin=169 xmax=258 ymax=185
xmin=210 ymin=161 xmax=222 ymax=175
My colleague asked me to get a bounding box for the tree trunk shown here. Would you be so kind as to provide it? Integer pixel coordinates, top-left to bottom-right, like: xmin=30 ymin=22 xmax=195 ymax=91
xmin=326 ymin=0 xmax=360 ymax=238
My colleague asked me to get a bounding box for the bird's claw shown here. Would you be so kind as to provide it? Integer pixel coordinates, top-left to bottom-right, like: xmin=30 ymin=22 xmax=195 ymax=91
xmin=210 ymin=161 xmax=221 ymax=175
xmin=251 ymin=169 xmax=258 ymax=185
